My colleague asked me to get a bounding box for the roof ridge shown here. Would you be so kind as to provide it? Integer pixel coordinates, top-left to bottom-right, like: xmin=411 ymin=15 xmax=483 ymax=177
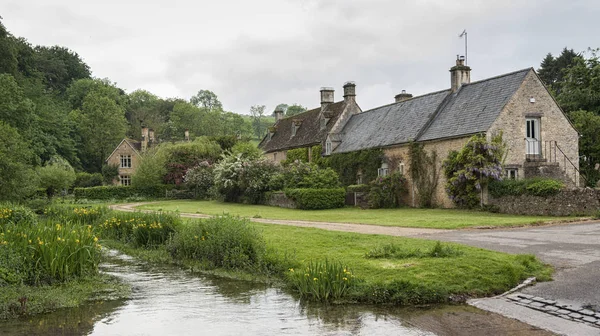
xmin=463 ymin=67 xmax=532 ymax=87
xmin=278 ymin=100 xmax=345 ymax=120
xmin=360 ymin=88 xmax=451 ymax=115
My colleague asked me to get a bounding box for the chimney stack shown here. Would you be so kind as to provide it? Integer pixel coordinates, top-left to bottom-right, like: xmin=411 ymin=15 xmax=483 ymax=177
xmin=274 ymin=106 xmax=285 ymax=121
xmin=184 ymin=129 xmax=190 ymax=142
xmin=450 ymin=55 xmax=471 ymax=92
xmin=320 ymin=87 xmax=334 ymax=109
xmin=343 ymin=81 xmax=356 ymax=103
xmin=141 ymin=126 xmax=149 ymax=152
xmin=394 ymin=90 xmax=413 ymax=103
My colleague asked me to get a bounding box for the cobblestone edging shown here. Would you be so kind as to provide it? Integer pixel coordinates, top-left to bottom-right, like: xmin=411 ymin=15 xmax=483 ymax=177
xmin=506 ymin=293 xmax=600 ymax=329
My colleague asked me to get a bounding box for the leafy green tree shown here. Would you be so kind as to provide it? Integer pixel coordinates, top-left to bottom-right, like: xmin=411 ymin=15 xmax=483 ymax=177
xmin=126 ymin=89 xmax=163 ymax=138
xmin=66 ymin=78 xmax=125 ymax=110
xmin=556 ymin=50 xmax=600 ymax=114
xmin=569 ymin=110 xmax=600 ymax=186
xmin=0 ymin=122 xmax=37 ymax=201
xmin=286 ymin=104 xmax=307 ymax=116
xmin=73 ymin=92 xmax=127 ymax=172
xmin=37 ymin=156 xmax=76 ymax=198
xmin=537 ymin=48 xmax=579 ymax=94
xmin=250 ymin=105 xmax=266 ymax=139
xmin=190 ymin=89 xmax=222 ymax=111
xmin=0 ymin=73 xmax=34 ymax=131
xmin=33 ymin=46 xmax=91 ymax=94
xmin=0 ymin=19 xmax=18 ymax=76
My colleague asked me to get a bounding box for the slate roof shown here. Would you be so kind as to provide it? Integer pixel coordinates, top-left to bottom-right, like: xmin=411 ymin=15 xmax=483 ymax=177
xmin=259 ymin=101 xmax=346 ymax=153
xmin=333 ymin=68 xmax=532 ymax=153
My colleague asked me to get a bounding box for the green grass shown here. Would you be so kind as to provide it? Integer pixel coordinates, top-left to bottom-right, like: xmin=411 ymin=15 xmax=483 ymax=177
xmin=138 ymin=200 xmax=565 ymax=229
xmin=254 ymin=223 xmax=552 ymax=301
xmin=0 ymin=274 xmax=129 ymax=320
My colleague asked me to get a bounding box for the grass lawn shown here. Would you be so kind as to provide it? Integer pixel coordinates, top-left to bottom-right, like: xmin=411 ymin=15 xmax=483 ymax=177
xmin=138 ymin=200 xmax=566 ymax=229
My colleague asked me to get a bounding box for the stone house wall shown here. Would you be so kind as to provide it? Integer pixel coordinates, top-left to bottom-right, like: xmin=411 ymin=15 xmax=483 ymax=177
xmin=487 ymin=70 xmax=580 ymax=184
xmin=384 ymin=136 xmax=470 ymax=208
xmin=265 ymin=150 xmax=287 ymax=164
xmin=106 ymin=141 xmax=140 ymax=184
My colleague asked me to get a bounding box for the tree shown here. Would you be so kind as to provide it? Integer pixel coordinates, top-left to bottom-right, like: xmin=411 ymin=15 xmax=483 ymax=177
xmin=37 ymin=156 xmax=76 ymax=198
xmin=190 ymin=90 xmax=223 ymax=111
xmin=250 ymin=105 xmax=266 ymax=139
xmin=0 ymin=122 xmax=37 ymax=201
xmin=66 ymin=78 xmax=125 ymax=110
xmin=125 ymin=89 xmax=163 ymax=139
xmin=33 ymin=46 xmax=91 ymax=94
xmin=556 ymin=50 xmax=600 ymax=114
xmin=286 ymin=104 xmax=307 ymax=116
xmin=537 ymin=48 xmax=579 ymax=94
xmin=0 ymin=19 xmax=18 ymax=76
xmin=569 ymin=110 xmax=600 ymax=186
xmin=73 ymin=92 xmax=127 ymax=172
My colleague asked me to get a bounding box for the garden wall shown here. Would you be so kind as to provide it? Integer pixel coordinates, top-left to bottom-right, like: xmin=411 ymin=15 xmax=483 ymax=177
xmin=265 ymin=192 xmax=297 ymax=209
xmin=489 ymin=188 xmax=600 ymax=216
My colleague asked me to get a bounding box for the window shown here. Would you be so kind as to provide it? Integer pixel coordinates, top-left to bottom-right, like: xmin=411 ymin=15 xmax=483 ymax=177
xmin=356 ymin=172 xmax=363 ymax=185
xmin=378 ymin=162 xmax=389 ymax=177
xmin=398 ymin=163 xmax=405 ymax=175
xmin=274 ymin=153 xmax=277 ymax=161
xmin=120 ymin=175 xmax=131 ymax=186
xmin=291 ymin=124 xmax=297 ymax=136
xmin=120 ymin=155 xmax=132 ymax=168
xmin=505 ymin=168 xmax=518 ymax=180
xmin=325 ymin=141 xmax=332 ymax=155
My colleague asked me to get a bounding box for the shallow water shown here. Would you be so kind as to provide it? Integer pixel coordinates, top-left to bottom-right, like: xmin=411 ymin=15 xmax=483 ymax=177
xmin=0 ymin=250 xmax=553 ymax=336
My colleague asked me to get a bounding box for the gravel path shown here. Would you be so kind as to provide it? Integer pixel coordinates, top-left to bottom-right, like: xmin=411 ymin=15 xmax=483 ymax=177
xmin=108 ymin=202 xmax=448 ymax=237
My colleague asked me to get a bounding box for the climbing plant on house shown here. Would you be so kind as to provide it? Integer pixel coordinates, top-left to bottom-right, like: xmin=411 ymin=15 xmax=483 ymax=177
xmin=325 ymin=149 xmax=383 ymax=186
xmin=443 ymin=134 xmax=505 ymax=208
xmin=408 ymin=142 xmax=439 ymax=208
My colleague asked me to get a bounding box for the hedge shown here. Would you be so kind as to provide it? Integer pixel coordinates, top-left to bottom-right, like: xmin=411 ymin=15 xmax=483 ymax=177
xmin=74 ymin=185 xmax=174 ymax=200
xmin=346 ymin=184 xmax=370 ymax=193
xmin=284 ymin=188 xmax=345 ymax=210
xmin=489 ymin=178 xmax=564 ymax=198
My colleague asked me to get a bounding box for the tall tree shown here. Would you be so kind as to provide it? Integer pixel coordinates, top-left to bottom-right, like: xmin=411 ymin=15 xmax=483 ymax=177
xmin=0 ymin=19 xmax=18 ymax=76
xmin=537 ymin=48 xmax=579 ymax=94
xmin=72 ymin=92 xmax=127 ymax=172
xmin=0 ymin=122 xmax=37 ymax=200
xmin=250 ymin=105 xmax=266 ymax=139
xmin=190 ymin=90 xmax=223 ymax=111
xmin=126 ymin=89 xmax=163 ymax=139
xmin=286 ymin=104 xmax=307 ymax=116
xmin=556 ymin=50 xmax=600 ymax=114
xmin=34 ymin=46 xmax=91 ymax=94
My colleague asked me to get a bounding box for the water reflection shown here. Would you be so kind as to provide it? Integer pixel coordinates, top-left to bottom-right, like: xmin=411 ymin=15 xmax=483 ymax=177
xmin=0 ymin=251 xmax=553 ymax=336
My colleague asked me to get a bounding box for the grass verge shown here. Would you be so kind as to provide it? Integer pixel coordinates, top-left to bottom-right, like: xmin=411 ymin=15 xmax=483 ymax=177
xmin=137 ymin=200 xmax=566 ymax=229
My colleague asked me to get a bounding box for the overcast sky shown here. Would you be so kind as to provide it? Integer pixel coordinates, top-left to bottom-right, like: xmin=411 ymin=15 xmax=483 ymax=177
xmin=4 ymin=0 xmax=599 ymax=114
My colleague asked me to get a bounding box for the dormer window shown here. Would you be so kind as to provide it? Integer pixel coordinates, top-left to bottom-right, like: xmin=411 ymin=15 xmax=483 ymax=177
xmin=291 ymin=119 xmax=302 ymax=137
xmin=291 ymin=123 xmax=297 ymax=136
xmin=325 ymin=140 xmax=332 ymax=155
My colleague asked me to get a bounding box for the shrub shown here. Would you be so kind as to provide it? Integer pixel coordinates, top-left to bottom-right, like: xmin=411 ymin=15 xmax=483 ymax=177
xmin=74 ymin=172 xmax=103 ymax=188
xmin=73 ymin=185 xmax=172 ymax=200
xmin=0 ymin=203 xmax=37 ymax=227
xmin=36 ymin=157 xmax=76 ymax=198
xmin=489 ymin=178 xmax=565 ymax=198
xmin=286 ymin=260 xmax=357 ymax=301
xmin=101 ymin=164 xmax=120 ymax=185
xmin=365 ymin=241 xmax=463 ymax=259
xmin=284 ymin=188 xmax=345 ymax=210
xmin=230 ymin=141 xmax=262 ymax=159
xmin=99 ymin=211 xmax=180 ymax=247
xmin=183 ymin=161 xmax=214 ymax=199
xmin=167 ymin=216 xmax=268 ymax=271
xmin=368 ymin=172 xmax=407 ymax=208
xmin=346 ymin=184 xmax=370 ymax=193
xmin=282 ymin=162 xmax=340 ymax=189
xmin=44 ymin=205 xmax=109 ymax=226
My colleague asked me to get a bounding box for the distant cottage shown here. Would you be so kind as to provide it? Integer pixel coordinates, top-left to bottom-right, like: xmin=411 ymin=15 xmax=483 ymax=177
xmin=259 ymin=57 xmax=580 ymax=207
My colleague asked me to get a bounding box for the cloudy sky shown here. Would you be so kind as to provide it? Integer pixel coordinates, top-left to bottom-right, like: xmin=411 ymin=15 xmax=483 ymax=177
xmin=3 ymin=0 xmax=599 ymax=114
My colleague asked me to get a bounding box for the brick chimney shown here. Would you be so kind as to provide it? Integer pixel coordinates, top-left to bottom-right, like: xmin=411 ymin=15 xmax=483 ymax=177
xmin=394 ymin=90 xmax=413 ymax=103
xmin=141 ymin=126 xmax=149 ymax=152
xmin=320 ymin=87 xmax=334 ymax=109
xmin=343 ymin=81 xmax=356 ymax=103
xmin=450 ymin=55 xmax=471 ymax=92
xmin=274 ymin=106 xmax=284 ymax=121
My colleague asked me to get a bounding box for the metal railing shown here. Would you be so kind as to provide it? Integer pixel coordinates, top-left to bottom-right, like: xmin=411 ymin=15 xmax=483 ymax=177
xmin=524 ymin=139 xmax=586 ymax=186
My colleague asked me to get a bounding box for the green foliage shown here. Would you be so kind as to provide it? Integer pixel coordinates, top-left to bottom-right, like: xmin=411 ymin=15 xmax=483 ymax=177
xmin=167 ymin=216 xmax=269 ymax=271
xmin=74 ymin=172 xmax=103 ymax=188
xmin=183 ymin=162 xmax=214 ymax=199
xmin=286 ymin=260 xmax=357 ymax=301
xmin=284 ymin=188 xmax=345 ymax=210
xmin=213 ymin=154 xmax=281 ymax=203
xmin=36 ymin=157 xmax=76 ymax=198
xmin=365 ymin=241 xmax=464 ymax=259
xmin=0 ymin=122 xmax=37 ymax=201
xmin=489 ymin=178 xmax=564 ymax=198
xmin=162 ymin=138 xmax=222 ymax=185
xmin=0 ymin=203 xmax=37 ymax=226
xmin=346 ymin=184 xmax=370 ymax=193
xmin=101 ymin=164 xmax=119 ymax=185
xmin=443 ymin=134 xmax=505 ymax=208
xmin=73 ymin=185 xmax=172 ymax=200
xmin=569 ymin=110 xmax=600 ymax=186
xmin=285 ymin=104 xmax=307 ymax=117
xmin=356 ymin=280 xmax=449 ymax=305
xmin=281 ymin=145 xmax=324 ymax=166
xmin=367 ymin=172 xmax=407 ymax=209
xmin=326 ymin=149 xmax=383 ymax=186
xmin=281 ymin=162 xmax=340 ymax=189
xmin=230 ymin=141 xmax=262 ymax=159
xmin=537 ymin=48 xmax=580 ymax=95
xmin=408 ymin=142 xmax=438 ymax=207
xmin=190 ymin=89 xmax=222 ymax=111
xmin=99 ymin=211 xmax=180 ymax=248
xmin=209 ymin=135 xmax=238 ymax=152
xmin=44 ymin=206 xmax=109 ymax=226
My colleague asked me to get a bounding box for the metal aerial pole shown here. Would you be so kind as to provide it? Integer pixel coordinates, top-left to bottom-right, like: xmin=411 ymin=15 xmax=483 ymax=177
xmin=459 ymin=29 xmax=468 ymax=65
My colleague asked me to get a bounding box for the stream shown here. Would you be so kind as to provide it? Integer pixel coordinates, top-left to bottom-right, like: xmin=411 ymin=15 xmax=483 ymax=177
xmin=0 ymin=250 xmax=554 ymax=336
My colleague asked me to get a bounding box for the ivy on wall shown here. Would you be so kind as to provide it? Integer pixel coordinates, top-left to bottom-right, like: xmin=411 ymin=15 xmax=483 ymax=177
xmin=408 ymin=142 xmax=439 ymax=208
xmin=325 ymin=149 xmax=383 ymax=186
xmin=281 ymin=145 xmax=325 ymax=166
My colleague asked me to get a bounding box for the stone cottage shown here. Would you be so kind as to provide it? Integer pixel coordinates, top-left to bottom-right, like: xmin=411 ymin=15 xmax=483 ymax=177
xmin=260 ymin=57 xmax=580 ymax=208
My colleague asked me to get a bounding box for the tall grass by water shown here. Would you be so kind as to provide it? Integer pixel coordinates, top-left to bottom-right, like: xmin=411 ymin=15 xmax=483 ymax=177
xmin=287 ymin=260 xmax=357 ymax=301
xmin=99 ymin=211 xmax=181 ymax=247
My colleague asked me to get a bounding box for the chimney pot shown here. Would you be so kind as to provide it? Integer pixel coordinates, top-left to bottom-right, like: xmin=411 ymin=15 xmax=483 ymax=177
xmin=450 ymin=55 xmax=471 ymax=92
xmin=320 ymin=87 xmax=335 ymax=109
xmin=274 ymin=106 xmax=285 ymax=121
xmin=343 ymin=81 xmax=356 ymax=103
xmin=395 ymin=91 xmax=413 ymax=103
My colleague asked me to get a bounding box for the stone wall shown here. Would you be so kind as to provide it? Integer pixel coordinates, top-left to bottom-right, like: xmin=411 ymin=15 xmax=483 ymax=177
xmin=264 ymin=191 xmax=297 ymax=209
xmin=489 ymin=188 xmax=600 ymax=216
xmin=106 ymin=140 xmax=140 ymax=184
xmin=264 ymin=150 xmax=287 ymax=164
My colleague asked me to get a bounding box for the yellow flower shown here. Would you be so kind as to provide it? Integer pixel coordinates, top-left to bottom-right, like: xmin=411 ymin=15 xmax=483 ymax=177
xmin=343 ymin=277 xmax=348 ymax=281
xmin=93 ymin=237 xmax=98 ymax=242
xmin=75 ymin=239 xmax=80 ymax=244
xmin=289 ymin=268 xmax=294 ymax=272
xmin=38 ymin=241 xmax=43 ymax=245
xmin=313 ymin=278 xmax=318 ymax=281
xmin=194 ymin=236 xmax=198 ymax=239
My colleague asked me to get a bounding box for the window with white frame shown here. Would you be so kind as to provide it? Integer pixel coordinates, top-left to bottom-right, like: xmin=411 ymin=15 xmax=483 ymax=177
xmin=325 ymin=141 xmax=332 ymax=155
xmin=120 ymin=155 xmax=132 ymax=168
xmin=356 ymin=172 xmax=363 ymax=185
xmin=120 ymin=175 xmax=131 ymax=186
xmin=398 ymin=163 xmax=405 ymax=175
xmin=378 ymin=162 xmax=389 ymax=177
xmin=505 ymin=168 xmax=518 ymax=180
